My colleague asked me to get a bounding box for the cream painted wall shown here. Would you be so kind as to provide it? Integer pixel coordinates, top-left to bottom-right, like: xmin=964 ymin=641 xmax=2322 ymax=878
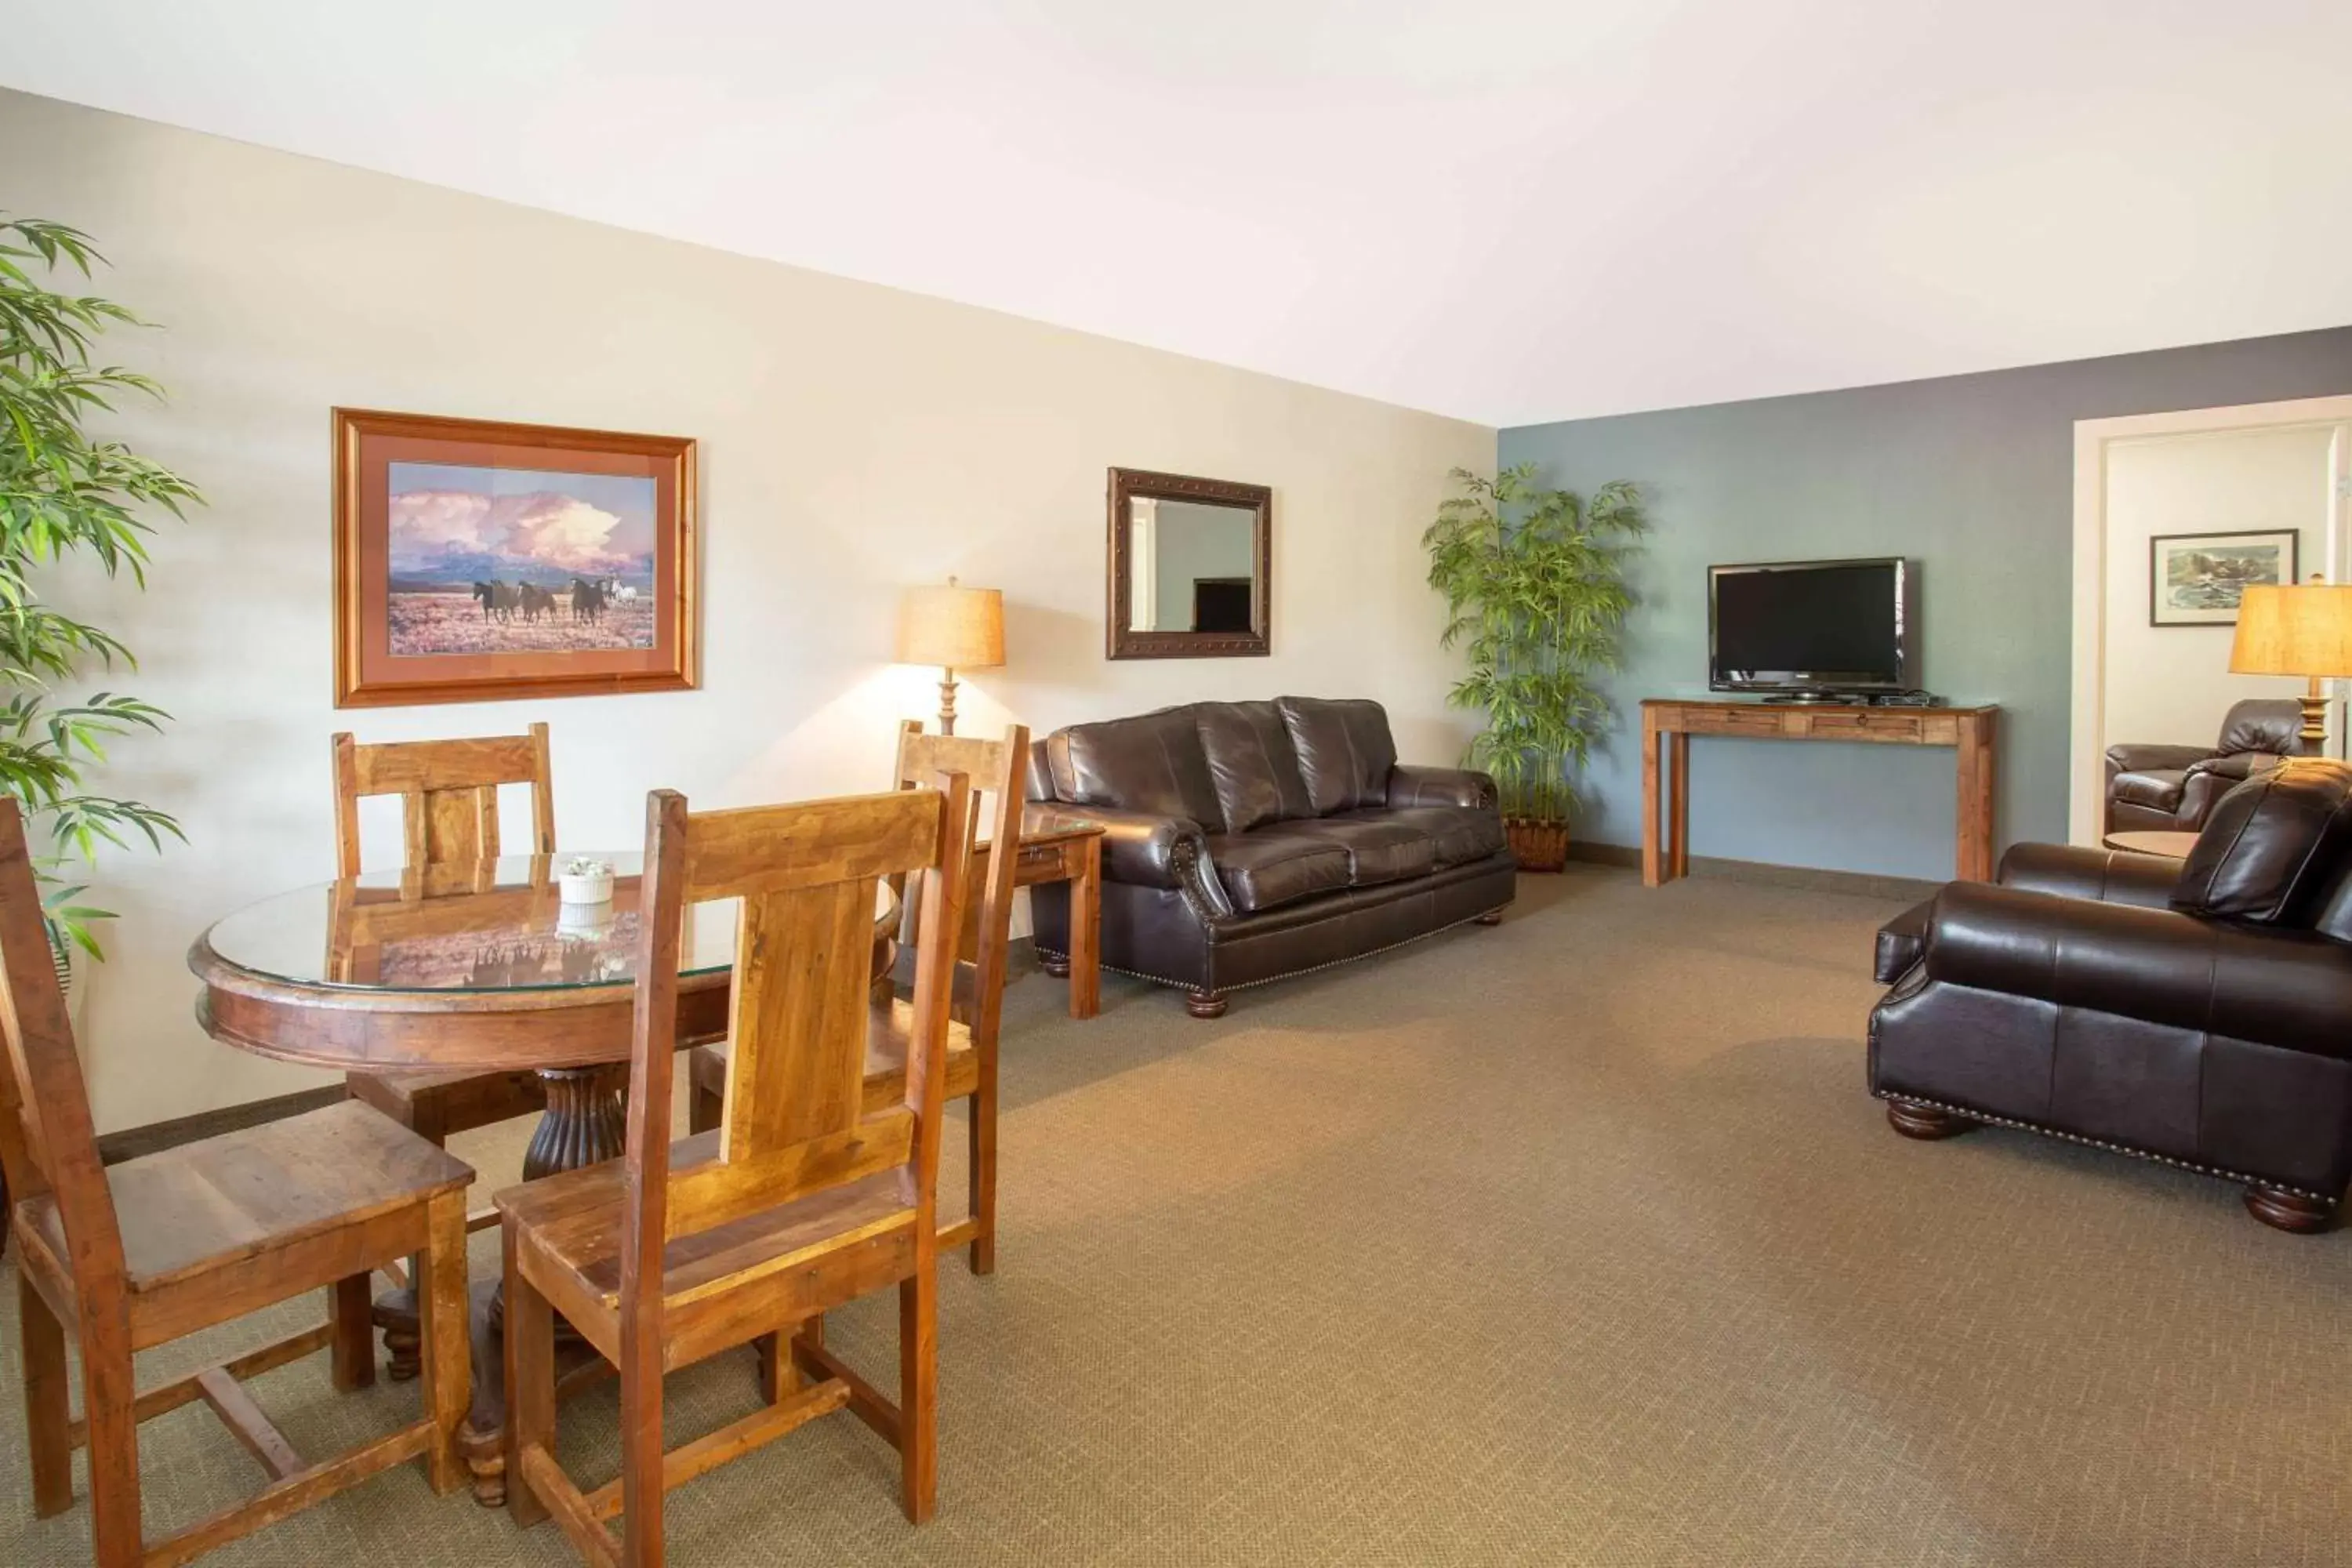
xmin=2100 ymin=424 xmax=2341 ymax=753
xmin=3 ymin=89 xmax=1492 ymax=1133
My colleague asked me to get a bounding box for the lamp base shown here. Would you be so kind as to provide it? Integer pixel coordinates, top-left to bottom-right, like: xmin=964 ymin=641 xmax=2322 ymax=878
xmin=2299 ymin=677 xmax=2328 ymax=748
xmin=937 ymin=669 xmax=959 ymax=737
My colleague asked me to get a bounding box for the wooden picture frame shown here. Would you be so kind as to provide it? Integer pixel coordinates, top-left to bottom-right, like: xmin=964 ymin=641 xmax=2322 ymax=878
xmin=2147 ymin=528 xmax=2298 ymax=627
xmin=1106 ymin=467 xmax=1272 ymax=659
xmin=332 ymin=408 xmax=699 ymax=707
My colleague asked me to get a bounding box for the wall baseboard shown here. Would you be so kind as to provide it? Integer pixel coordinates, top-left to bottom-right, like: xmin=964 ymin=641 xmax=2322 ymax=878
xmin=1563 ymin=840 xmax=1940 ymax=905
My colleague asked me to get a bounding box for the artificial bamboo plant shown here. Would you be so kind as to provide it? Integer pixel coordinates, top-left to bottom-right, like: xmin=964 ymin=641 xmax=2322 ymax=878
xmin=1422 ymin=464 xmax=1645 ymax=835
xmin=0 ymin=216 xmax=195 ymax=957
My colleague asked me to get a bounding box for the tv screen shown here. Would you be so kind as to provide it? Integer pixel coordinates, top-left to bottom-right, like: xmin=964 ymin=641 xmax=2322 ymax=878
xmin=1709 ymin=558 xmax=1912 ymax=695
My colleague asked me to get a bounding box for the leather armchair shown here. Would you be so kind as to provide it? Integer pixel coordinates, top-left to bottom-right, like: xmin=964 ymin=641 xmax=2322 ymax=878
xmin=2103 ymin=697 xmax=2310 ymax=833
xmin=1871 ymin=758 xmax=2352 ymax=1232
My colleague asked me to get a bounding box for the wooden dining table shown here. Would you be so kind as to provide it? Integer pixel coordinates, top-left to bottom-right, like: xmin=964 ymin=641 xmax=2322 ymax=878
xmin=187 ymin=851 xmax=900 ymax=1505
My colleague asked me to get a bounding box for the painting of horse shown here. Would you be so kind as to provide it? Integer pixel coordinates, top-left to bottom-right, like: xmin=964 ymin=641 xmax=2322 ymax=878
xmin=335 ymin=408 xmax=695 ymax=708
xmin=385 ymin=461 xmax=659 ymax=655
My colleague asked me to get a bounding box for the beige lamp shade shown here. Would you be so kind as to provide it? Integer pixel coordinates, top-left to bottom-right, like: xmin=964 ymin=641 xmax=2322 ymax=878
xmin=2229 ymin=584 xmax=2352 ymax=677
xmin=898 ymin=582 xmax=1004 ymax=670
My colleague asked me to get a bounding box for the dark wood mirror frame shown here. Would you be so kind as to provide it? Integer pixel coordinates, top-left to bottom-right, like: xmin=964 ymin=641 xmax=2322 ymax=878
xmin=1106 ymin=467 xmax=1272 ymax=660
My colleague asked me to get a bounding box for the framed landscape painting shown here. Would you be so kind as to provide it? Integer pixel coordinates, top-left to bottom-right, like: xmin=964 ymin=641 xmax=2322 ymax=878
xmin=2148 ymin=528 xmax=2298 ymax=627
xmin=333 ymin=409 xmax=697 ymax=706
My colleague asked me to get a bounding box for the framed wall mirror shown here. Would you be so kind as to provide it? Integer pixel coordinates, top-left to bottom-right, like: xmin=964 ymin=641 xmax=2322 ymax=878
xmin=1107 ymin=467 xmax=1272 ymax=659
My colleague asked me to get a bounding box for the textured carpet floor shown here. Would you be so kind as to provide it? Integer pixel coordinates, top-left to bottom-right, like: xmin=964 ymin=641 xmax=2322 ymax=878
xmin=6 ymin=867 xmax=2351 ymax=1566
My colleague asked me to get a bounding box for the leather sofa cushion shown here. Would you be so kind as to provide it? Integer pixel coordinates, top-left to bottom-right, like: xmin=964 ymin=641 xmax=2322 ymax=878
xmin=1277 ymin=696 xmax=1397 ymax=815
xmin=1996 ymin=843 xmax=2180 ymax=909
xmin=1207 ymin=826 xmax=1352 ymax=914
xmin=1352 ymin=805 xmax=1503 ymax=869
xmin=2172 ymin=759 xmax=2352 ymax=925
xmin=1307 ymin=817 xmax=1436 ymax=887
xmin=2110 ymin=769 xmax=2186 ymax=812
xmin=1047 ymin=707 xmax=1221 ymax=825
xmin=1194 ymin=700 xmax=1314 ymax=833
xmin=2217 ymin=698 xmax=2304 ymax=757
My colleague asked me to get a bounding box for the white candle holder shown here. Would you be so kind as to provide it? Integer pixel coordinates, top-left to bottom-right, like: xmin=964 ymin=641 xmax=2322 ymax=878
xmin=558 ymin=856 xmax=615 ymax=906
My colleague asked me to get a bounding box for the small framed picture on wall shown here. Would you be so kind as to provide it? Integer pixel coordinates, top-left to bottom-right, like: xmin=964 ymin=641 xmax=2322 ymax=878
xmin=2148 ymin=529 xmax=2298 ymax=627
xmin=332 ymin=408 xmax=698 ymax=706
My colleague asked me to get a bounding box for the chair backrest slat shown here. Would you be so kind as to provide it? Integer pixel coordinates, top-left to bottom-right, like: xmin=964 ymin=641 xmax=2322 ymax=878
xmin=0 ymin=800 xmax=126 ymax=1290
xmin=890 ymin=720 xmax=1026 ymax=1045
xmin=623 ymin=779 xmax=971 ymax=1270
xmin=331 ymin=723 xmax=555 ymax=875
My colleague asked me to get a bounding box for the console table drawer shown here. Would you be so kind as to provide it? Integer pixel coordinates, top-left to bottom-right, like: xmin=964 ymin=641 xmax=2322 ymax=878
xmin=1801 ymin=711 xmax=1925 ymax=743
xmin=1680 ymin=707 xmax=1790 ymax=738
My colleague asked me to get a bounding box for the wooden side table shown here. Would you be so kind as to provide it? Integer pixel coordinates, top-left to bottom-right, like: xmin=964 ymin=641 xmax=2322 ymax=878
xmin=967 ymin=815 xmax=1103 ymax=1019
xmin=2103 ymin=829 xmax=2198 ymax=858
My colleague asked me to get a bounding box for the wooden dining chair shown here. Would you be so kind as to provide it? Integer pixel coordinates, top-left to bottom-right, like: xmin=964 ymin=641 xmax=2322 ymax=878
xmin=686 ymin=720 xmax=1025 ymax=1273
xmin=498 ymin=776 xmax=972 ymax=1565
xmin=0 ymin=799 xmax=474 ymax=1568
xmin=331 ymin=724 xmax=555 ymax=1226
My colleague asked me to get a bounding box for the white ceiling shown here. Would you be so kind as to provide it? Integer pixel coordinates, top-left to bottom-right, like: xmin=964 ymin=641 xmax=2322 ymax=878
xmin=7 ymin=1 xmax=2350 ymax=427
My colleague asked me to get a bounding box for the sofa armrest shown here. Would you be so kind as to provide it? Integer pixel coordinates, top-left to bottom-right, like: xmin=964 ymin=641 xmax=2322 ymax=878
xmin=2104 ymin=742 xmax=2215 ymax=774
xmin=1387 ymin=764 xmax=1498 ymax=811
xmin=1922 ymin=881 xmax=2352 ymax=1056
xmin=2187 ymin=752 xmax=2281 ymax=785
xmin=1996 ymin=843 xmax=2180 ymax=909
xmin=1022 ymin=802 xmax=1233 ymax=921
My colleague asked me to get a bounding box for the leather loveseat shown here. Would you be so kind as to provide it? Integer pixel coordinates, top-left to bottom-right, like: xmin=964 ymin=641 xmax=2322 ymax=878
xmin=2103 ymin=697 xmax=2311 ymax=834
xmin=1871 ymin=757 xmax=2352 ymax=1232
xmin=1023 ymin=697 xmax=1515 ymax=1016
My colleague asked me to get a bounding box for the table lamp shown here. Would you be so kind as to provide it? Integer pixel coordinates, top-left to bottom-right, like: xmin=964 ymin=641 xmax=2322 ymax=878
xmin=2229 ymin=580 xmax=2352 ymax=745
xmin=898 ymin=577 xmax=1004 ymax=735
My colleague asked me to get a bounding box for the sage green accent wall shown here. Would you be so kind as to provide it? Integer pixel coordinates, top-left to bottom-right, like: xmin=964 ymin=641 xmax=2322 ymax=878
xmin=1498 ymin=328 xmax=2352 ymax=880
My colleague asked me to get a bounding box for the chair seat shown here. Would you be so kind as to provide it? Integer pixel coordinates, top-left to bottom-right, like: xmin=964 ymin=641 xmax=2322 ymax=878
xmin=691 ymin=1000 xmax=976 ymax=1108
xmin=499 ymin=1144 xmax=916 ymax=1320
xmin=15 ymin=1101 xmax=470 ymax=1344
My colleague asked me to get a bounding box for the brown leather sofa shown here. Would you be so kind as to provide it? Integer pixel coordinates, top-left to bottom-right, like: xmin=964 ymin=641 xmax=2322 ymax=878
xmin=1871 ymin=757 xmax=2352 ymax=1232
xmin=1023 ymin=697 xmax=1515 ymax=1016
xmin=2103 ymin=697 xmax=2310 ymax=833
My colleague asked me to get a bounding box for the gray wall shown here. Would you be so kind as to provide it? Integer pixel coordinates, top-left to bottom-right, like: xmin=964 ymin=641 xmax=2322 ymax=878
xmin=1498 ymin=327 xmax=2352 ymax=880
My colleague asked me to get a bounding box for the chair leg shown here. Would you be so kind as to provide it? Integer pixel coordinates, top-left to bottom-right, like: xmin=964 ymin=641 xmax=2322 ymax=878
xmin=898 ymin=1268 xmax=938 ymax=1524
xmin=504 ymin=1225 xmax=556 ymax=1531
xmin=757 ymin=1331 xmax=788 ymax=1405
xmin=968 ymin=1076 xmax=996 ymax=1276
xmin=329 ymin=1273 xmax=376 ymax=1392
xmin=80 ymin=1339 xmax=143 ymax=1568
xmin=419 ymin=1190 xmax=470 ymax=1494
xmin=619 ymin=1337 xmax=666 ymax=1568
xmin=20 ymin=1272 xmax=73 ymax=1519
xmin=687 ymin=1074 xmax=721 ymax=1138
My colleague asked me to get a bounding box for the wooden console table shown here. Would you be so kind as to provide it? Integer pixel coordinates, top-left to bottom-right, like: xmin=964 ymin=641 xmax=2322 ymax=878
xmin=1639 ymin=699 xmax=1999 ymax=887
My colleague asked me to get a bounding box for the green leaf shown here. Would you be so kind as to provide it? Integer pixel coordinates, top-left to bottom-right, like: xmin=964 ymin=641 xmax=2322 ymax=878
xmin=0 ymin=214 xmax=199 ymax=960
xmin=1424 ymin=466 xmax=1647 ymax=822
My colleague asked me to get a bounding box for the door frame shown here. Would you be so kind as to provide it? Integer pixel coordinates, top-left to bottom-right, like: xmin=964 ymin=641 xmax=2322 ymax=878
xmin=2071 ymin=394 xmax=2352 ymax=844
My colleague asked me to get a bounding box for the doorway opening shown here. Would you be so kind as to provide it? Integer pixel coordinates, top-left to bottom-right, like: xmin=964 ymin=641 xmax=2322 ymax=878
xmin=2071 ymin=396 xmax=2352 ymax=844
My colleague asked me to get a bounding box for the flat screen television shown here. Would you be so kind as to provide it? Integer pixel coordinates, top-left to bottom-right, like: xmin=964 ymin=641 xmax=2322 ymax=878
xmin=1708 ymin=557 xmax=1915 ymax=697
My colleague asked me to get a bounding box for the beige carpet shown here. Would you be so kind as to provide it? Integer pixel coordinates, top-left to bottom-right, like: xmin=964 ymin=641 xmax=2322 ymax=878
xmin=7 ymin=868 xmax=2351 ymax=1567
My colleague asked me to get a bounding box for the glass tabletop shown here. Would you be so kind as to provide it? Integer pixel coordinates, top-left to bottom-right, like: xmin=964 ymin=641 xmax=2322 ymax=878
xmin=198 ymin=852 xmax=898 ymax=996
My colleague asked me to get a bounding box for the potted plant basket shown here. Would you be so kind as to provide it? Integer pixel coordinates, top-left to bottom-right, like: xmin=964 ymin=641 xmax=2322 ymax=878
xmin=1422 ymin=464 xmax=1645 ymax=871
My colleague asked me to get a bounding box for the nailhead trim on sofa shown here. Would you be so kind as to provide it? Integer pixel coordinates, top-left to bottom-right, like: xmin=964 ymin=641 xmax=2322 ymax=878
xmin=1038 ymin=902 xmax=1512 ymax=999
xmin=1870 ymin=1089 xmax=2339 ymax=1206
